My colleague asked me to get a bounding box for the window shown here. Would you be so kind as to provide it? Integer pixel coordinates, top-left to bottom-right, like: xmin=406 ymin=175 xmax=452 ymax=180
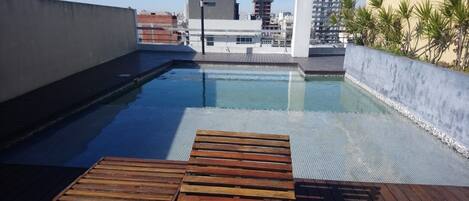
xmin=204 ymin=1 xmax=216 ymax=7
xmin=236 ymin=36 xmax=253 ymax=44
xmin=206 ymin=36 xmax=214 ymax=46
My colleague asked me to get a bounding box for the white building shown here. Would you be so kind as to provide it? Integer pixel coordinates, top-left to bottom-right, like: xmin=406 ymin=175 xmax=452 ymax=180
xmin=188 ymin=19 xmax=266 ymax=53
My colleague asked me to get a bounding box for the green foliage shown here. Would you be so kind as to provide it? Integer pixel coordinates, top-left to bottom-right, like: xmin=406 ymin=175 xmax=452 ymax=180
xmin=398 ymin=0 xmax=414 ymax=54
xmin=331 ymin=0 xmax=469 ymax=71
xmin=369 ymin=0 xmax=384 ymax=9
xmin=377 ymin=6 xmax=402 ymax=48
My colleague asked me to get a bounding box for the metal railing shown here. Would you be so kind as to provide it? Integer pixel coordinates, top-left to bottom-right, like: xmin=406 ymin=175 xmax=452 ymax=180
xmin=137 ymin=26 xmax=292 ymax=48
xmin=136 ymin=25 xmax=348 ymax=50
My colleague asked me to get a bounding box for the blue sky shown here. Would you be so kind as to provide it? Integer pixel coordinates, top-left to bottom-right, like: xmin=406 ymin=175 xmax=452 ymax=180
xmin=65 ymin=0 xmax=295 ymax=14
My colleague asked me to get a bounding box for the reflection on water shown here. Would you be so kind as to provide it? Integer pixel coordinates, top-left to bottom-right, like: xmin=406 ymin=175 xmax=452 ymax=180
xmin=112 ymin=68 xmax=390 ymax=113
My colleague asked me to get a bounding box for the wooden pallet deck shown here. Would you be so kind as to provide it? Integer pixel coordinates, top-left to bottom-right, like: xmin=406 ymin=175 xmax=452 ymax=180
xmin=53 ymin=157 xmax=187 ymax=201
xmin=295 ymin=178 xmax=469 ymax=201
xmin=178 ymin=130 xmax=296 ymax=201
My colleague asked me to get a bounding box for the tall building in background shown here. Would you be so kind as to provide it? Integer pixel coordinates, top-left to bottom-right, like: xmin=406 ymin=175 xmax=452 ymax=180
xmin=186 ymin=0 xmax=239 ymax=20
xmin=137 ymin=11 xmax=179 ymax=44
xmin=251 ymin=0 xmax=274 ymax=29
xmin=311 ymin=0 xmax=341 ymax=44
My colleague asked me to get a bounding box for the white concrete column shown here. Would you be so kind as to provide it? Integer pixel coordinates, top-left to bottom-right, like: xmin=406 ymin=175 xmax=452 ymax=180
xmin=291 ymin=0 xmax=313 ymax=58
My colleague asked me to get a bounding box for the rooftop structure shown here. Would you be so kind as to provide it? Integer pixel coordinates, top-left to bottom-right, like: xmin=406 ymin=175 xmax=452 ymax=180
xmin=186 ymin=0 xmax=239 ymax=20
xmin=251 ymin=0 xmax=274 ymax=29
xmin=137 ymin=11 xmax=179 ymax=44
xmin=311 ymin=0 xmax=341 ymax=44
xmin=187 ymin=19 xmax=264 ymax=53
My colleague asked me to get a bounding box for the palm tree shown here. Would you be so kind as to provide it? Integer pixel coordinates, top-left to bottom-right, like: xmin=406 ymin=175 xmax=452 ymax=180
xmin=423 ymin=10 xmax=454 ymax=64
xmin=377 ymin=6 xmax=402 ymax=49
xmin=398 ymin=0 xmax=414 ymax=55
xmin=443 ymin=0 xmax=469 ymax=69
xmin=415 ymin=0 xmax=434 ymax=60
xmin=356 ymin=7 xmax=376 ymax=46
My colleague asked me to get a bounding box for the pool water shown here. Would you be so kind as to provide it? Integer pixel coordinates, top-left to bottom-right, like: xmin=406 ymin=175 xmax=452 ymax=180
xmin=1 ymin=64 xmax=468 ymax=186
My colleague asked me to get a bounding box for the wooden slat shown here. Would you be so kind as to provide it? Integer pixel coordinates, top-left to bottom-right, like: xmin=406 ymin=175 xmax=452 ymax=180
xmin=94 ymin=164 xmax=186 ymax=174
xmin=89 ymin=169 xmax=184 ymax=178
xmin=85 ymin=173 xmax=183 ymax=183
xmin=190 ymin=150 xmax=291 ymax=163
xmin=186 ymin=166 xmax=293 ymax=180
xmin=72 ymin=183 xmax=177 ymax=195
xmin=189 ymin=158 xmax=292 ymax=172
xmin=77 ymin=178 xmax=180 ymax=188
xmin=64 ymin=189 xmax=173 ymax=201
xmin=397 ymin=184 xmax=422 ymax=201
xmin=178 ymin=194 xmax=260 ymax=201
xmin=59 ymin=195 xmax=137 ymax=201
xmin=183 ymin=175 xmax=294 ymax=190
xmin=197 ymin=130 xmax=290 ymax=141
xmin=445 ymin=186 xmax=469 ymax=201
xmin=387 ymin=184 xmax=410 ymax=201
xmin=180 ymin=185 xmax=295 ymax=200
xmin=193 ymin=143 xmax=291 ymax=155
xmin=104 ymin=157 xmax=187 ymax=165
xmin=100 ymin=160 xmax=187 ymax=169
xmin=195 ymin=136 xmax=290 ymax=148
xmin=409 ymin=185 xmax=435 ymax=201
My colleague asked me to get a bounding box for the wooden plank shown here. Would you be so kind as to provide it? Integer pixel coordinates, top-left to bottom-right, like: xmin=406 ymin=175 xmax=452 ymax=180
xmin=197 ymin=130 xmax=290 ymax=141
xmin=180 ymin=185 xmax=295 ymax=200
xmin=72 ymin=183 xmax=177 ymax=195
xmin=183 ymin=175 xmax=294 ymax=190
xmin=77 ymin=178 xmax=180 ymax=188
xmin=189 ymin=158 xmax=292 ymax=172
xmin=195 ymin=136 xmax=290 ymax=148
xmin=85 ymin=173 xmax=182 ymax=184
xmin=64 ymin=189 xmax=173 ymax=201
xmin=397 ymin=184 xmax=423 ymax=201
xmin=100 ymin=160 xmax=187 ymax=169
xmin=409 ymin=185 xmax=435 ymax=201
xmin=186 ymin=166 xmax=293 ymax=180
xmin=178 ymin=194 xmax=260 ymax=201
xmin=386 ymin=184 xmax=410 ymax=201
xmin=94 ymin=164 xmax=186 ymax=174
xmin=190 ymin=150 xmax=291 ymax=163
xmin=89 ymin=169 xmax=184 ymax=178
xmin=444 ymin=186 xmax=469 ymax=200
xmin=193 ymin=143 xmax=291 ymax=155
xmin=59 ymin=195 xmax=137 ymax=201
xmin=428 ymin=185 xmax=460 ymax=201
xmin=104 ymin=157 xmax=187 ymax=165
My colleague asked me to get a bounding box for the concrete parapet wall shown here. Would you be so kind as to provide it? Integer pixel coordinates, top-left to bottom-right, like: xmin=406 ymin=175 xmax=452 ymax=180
xmin=344 ymin=44 xmax=469 ymax=157
xmin=0 ymin=0 xmax=137 ymax=102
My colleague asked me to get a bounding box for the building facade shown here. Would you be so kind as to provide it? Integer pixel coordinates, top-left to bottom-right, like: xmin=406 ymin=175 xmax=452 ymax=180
xmin=251 ymin=0 xmax=274 ymax=29
xmin=188 ymin=19 xmax=263 ymax=48
xmin=186 ymin=0 xmax=239 ymax=20
xmin=137 ymin=11 xmax=179 ymax=44
xmin=311 ymin=0 xmax=341 ymax=44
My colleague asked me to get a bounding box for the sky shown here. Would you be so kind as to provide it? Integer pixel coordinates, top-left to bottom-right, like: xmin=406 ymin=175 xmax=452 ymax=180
xmin=64 ymin=0 xmax=295 ymax=14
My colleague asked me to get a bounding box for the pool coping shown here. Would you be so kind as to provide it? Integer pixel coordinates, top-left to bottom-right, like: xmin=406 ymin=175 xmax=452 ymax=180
xmin=0 ymin=51 xmax=344 ymax=149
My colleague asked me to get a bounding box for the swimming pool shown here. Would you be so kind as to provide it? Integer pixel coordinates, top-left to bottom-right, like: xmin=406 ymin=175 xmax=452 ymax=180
xmin=1 ymin=64 xmax=468 ymax=186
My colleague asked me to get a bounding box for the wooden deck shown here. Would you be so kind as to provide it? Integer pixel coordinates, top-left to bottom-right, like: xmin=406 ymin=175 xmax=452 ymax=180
xmin=178 ymin=130 xmax=296 ymax=200
xmin=295 ymin=178 xmax=469 ymax=201
xmin=54 ymin=157 xmax=187 ymax=201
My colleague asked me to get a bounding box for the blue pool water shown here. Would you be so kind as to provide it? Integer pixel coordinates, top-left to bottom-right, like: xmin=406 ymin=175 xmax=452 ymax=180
xmin=1 ymin=64 xmax=468 ymax=186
